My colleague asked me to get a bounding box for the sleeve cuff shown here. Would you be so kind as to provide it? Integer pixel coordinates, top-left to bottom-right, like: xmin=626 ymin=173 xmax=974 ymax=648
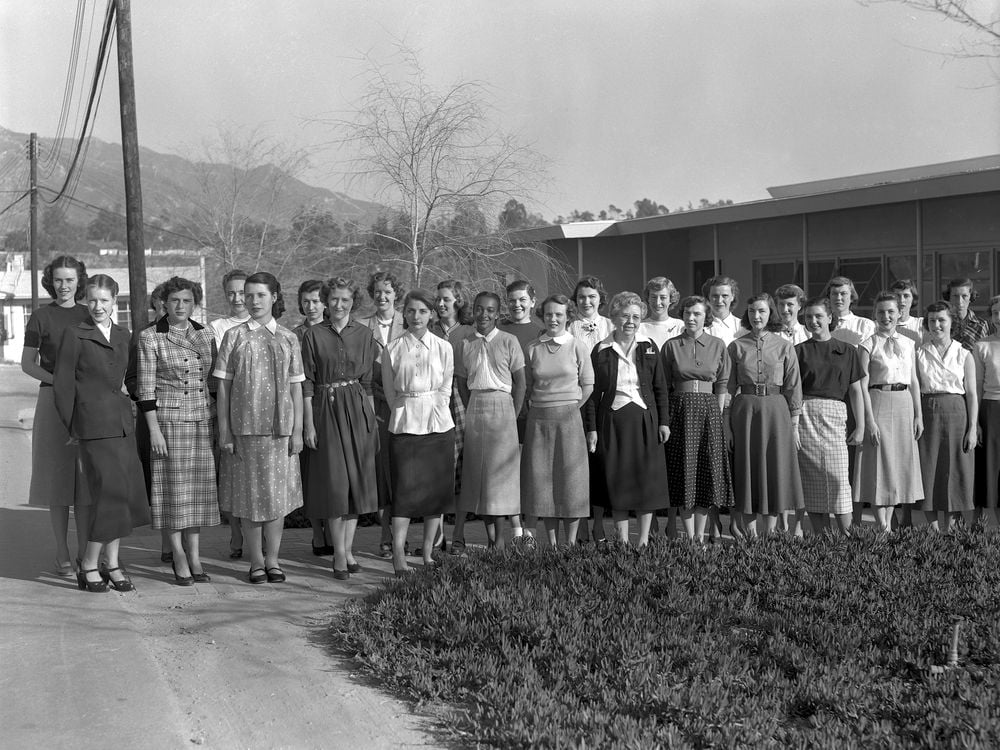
xmin=212 ymin=370 xmax=233 ymax=380
xmin=138 ymin=400 xmax=157 ymax=413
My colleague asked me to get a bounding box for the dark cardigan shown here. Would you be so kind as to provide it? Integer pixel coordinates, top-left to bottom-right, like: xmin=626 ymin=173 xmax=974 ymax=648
xmin=583 ymin=339 xmax=670 ymax=432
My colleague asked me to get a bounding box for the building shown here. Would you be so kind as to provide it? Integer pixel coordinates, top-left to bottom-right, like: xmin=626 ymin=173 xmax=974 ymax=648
xmin=0 ymin=254 xmax=208 ymax=363
xmin=513 ymin=155 xmax=1000 ymax=316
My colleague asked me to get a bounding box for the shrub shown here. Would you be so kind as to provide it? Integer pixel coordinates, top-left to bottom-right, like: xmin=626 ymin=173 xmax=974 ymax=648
xmin=329 ymin=528 xmax=1000 ymax=748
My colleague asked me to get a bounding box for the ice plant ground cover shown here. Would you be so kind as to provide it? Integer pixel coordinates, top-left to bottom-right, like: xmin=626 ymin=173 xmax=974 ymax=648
xmin=330 ymin=529 xmax=1000 ymax=748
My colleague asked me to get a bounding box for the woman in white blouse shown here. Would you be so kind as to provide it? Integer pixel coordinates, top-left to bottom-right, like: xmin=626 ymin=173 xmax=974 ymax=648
xmin=915 ymin=301 xmax=978 ymax=531
xmin=382 ymin=289 xmax=455 ymax=575
xmin=855 ymin=291 xmax=923 ymax=532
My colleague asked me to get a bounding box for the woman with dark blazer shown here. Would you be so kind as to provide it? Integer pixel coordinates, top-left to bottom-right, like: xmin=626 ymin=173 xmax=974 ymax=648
xmin=585 ymin=291 xmax=670 ymax=546
xmin=54 ymin=274 xmax=150 ymax=592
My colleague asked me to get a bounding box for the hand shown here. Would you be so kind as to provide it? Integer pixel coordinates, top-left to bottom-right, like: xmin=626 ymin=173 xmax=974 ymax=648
xmin=219 ymin=429 xmax=235 ymax=455
xmin=658 ymin=425 xmax=670 ymax=444
xmin=586 ymin=431 xmax=597 ymax=454
xmin=965 ymin=429 xmax=978 ymax=453
xmin=303 ymin=423 xmax=317 ymax=450
xmin=867 ymin=422 xmax=880 ymax=447
xmin=149 ymin=428 xmax=169 ymax=459
xmin=792 ymin=424 xmax=801 ymax=451
xmin=848 ymin=427 xmax=865 ymax=446
xmin=913 ymin=416 xmax=923 ymax=441
xmin=290 ymin=433 xmax=304 ymax=455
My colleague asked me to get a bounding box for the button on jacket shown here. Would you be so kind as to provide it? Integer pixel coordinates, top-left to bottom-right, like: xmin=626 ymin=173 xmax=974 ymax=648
xmin=53 ymin=321 xmax=135 ymax=440
xmin=136 ymin=317 xmax=217 ymax=421
xmin=584 ymin=338 xmax=670 ymax=433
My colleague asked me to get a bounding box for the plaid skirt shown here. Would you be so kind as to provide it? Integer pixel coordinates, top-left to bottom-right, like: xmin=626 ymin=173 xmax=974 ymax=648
xmin=450 ymin=383 xmax=466 ymax=496
xmin=150 ymin=418 xmax=220 ymax=530
xmin=798 ymin=398 xmax=852 ymax=515
xmin=665 ymin=392 xmax=731 ymax=510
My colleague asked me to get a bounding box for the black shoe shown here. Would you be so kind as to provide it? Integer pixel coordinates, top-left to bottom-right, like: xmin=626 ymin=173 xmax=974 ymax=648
xmin=160 ymin=551 xmax=173 ymax=563
xmin=312 ymin=542 xmax=332 ymax=557
xmin=265 ymin=567 xmax=286 ymax=583
xmin=76 ymin=568 xmax=108 ymax=593
xmin=191 ymin=571 xmax=211 ymax=583
xmin=172 ymin=561 xmax=194 ymax=587
xmin=105 ymin=567 xmax=135 ymax=592
xmin=346 ymin=562 xmax=362 ymax=574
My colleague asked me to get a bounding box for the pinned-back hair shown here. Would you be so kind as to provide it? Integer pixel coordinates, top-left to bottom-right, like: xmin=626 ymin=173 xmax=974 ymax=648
xmin=739 ymin=293 xmax=782 ymax=332
xmin=678 ymin=295 xmax=714 ymax=327
xmin=244 ymin=271 xmax=286 ymax=319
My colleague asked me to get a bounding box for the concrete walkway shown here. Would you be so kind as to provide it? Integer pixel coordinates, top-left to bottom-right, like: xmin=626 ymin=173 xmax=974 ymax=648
xmin=0 ymin=366 xmax=446 ymax=750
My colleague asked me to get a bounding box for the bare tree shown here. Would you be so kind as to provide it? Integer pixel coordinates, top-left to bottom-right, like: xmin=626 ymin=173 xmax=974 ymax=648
xmin=322 ymin=47 xmax=565 ymax=292
xmin=862 ymin=1 xmax=1000 ymax=62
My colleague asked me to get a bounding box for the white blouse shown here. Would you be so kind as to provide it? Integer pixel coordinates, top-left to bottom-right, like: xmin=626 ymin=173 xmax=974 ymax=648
xmin=916 ymin=341 xmax=969 ymax=395
xmin=382 ymin=331 xmax=455 ymax=435
xmin=861 ymin=332 xmax=914 ymax=386
xmin=974 ymin=336 xmax=1000 ymax=401
xmin=597 ymin=336 xmax=647 ymax=411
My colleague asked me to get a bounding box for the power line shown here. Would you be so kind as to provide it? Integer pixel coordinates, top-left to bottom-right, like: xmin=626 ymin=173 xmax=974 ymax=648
xmin=0 ymin=191 xmax=29 ymax=218
xmin=41 ymin=0 xmax=88 ymax=177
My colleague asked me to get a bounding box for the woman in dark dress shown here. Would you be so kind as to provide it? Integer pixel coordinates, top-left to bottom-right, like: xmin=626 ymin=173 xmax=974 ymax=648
xmin=22 ymin=256 xmax=92 ymax=577
xmin=585 ymin=292 xmax=670 ymax=546
xmin=302 ymin=278 xmax=379 ymax=580
xmin=54 ymin=274 xmax=150 ymax=592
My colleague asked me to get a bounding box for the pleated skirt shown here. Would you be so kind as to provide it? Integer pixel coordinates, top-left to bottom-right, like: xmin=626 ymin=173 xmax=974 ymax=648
xmin=220 ymin=435 xmax=303 ymax=522
xmin=593 ymin=402 xmax=669 ymax=512
xmin=78 ymin=433 xmax=150 ymax=543
xmin=730 ymin=394 xmax=803 ymax=514
xmin=303 ymin=384 xmax=378 ymax=518
xmin=854 ymin=389 xmax=923 ymax=507
xmin=28 ymin=387 xmax=91 ymax=508
xmin=150 ymin=419 xmax=220 ymax=530
xmin=917 ymin=394 xmax=974 ymax=513
xmin=798 ymin=398 xmax=851 ymax=515
xmin=980 ymin=399 xmax=1000 ymax=509
xmin=390 ymin=429 xmax=456 ymax=518
xmin=665 ymin=392 xmax=731 ymax=510
xmin=521 ymin=405 xmax=590 ymax=519
xmin=460 ymin=391 xmax=520 ymax=516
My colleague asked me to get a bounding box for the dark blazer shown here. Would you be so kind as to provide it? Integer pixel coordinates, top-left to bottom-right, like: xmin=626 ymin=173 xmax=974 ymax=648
xmin=584 ymin=339 xmax=670 ymax=432
xmin=54 ymin=321 xmax=135 ymax=440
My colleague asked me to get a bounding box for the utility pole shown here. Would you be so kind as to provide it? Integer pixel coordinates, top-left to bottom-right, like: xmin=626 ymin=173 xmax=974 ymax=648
xmin=28 ymin=132 xmax=38 ymax=313
xmin=114 ymin=0 xmax=147 ymax=337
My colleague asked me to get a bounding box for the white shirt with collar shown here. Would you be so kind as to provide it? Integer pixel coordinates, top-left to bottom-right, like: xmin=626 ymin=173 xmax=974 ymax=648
xmin=598 ymin=334 xmax=648 ymax=411
xmin=705 ymin=312 xmax=745 ymax=346
xmin=831 ymin=312 xmax=877 ymax=348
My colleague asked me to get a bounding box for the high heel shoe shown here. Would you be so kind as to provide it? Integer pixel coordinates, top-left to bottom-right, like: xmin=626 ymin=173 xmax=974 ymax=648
xmin=76 ymin=568 xmax=108 ymax=593
xmin=171 ymin=561 xmax=194 ymax=587
xmin=104 ymin=566 xmax=135 ymax=592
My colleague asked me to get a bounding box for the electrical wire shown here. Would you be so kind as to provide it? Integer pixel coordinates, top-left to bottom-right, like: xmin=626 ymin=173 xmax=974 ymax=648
xmin=40 ymin=0 xmax=87 ymax=177
xmin=0 ymin=192 xmax=29 ymax=218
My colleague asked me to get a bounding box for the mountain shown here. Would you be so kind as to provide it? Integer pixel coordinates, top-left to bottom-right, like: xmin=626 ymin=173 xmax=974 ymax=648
xmin=0 ymin=126 xmax=386 ymax=236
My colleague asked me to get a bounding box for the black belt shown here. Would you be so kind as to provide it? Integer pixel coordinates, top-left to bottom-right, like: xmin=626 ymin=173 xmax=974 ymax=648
xmin=738 ymin=384 xmax=781 ymax=396
xmin=869 ymin=383 xmax=908 ymax=391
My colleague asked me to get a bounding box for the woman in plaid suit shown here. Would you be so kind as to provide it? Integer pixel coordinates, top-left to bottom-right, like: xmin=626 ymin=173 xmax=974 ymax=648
xmin=138 ymin=277 xmax=220 ymax=585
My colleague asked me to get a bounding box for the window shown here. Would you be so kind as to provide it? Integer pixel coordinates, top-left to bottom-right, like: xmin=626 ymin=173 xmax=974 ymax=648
xmin=116 ymin=298 xmax=131 ymax=330
xmin=692 ymin=260 xmax=717 ymax=297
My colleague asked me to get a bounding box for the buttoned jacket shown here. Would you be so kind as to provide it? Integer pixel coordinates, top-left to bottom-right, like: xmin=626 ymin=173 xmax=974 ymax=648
xmin=359 ymin=311 xmax=405 ymax=404
xmin=584 ymin=339 xmax=670 ymax=432
xmin=137 ymin=317 xmax=217 ymax=422
xmin=54 ymin=320 xmax=135 ymax=440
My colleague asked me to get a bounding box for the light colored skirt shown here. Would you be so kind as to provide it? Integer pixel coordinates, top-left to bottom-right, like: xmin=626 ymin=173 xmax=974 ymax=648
xmin=854 ymin=389 xmax=923 ymax=507
xmin=220 ymin=435 xmax=303 ymax=522
xmin=521 ymin=404 xmax=589 ymax=519
xmin=460 ymin=391 xmax=520 ymax=516
xmin=28 ymin=386 xmax=91 ymax=508
xmin=917 ymin=394 xmax=974 ymax=513
xmin=730 ymin=393 xmax=803 ymax=514
xmin=798 ymin=398 xmax=852 ymax=515
xmin=150 ymin=418 xmax=219 ymax=530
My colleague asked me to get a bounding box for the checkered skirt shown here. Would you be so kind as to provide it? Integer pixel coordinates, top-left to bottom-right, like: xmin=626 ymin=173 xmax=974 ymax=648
xmin=798 ymin=398 xmax=852 ymax=514
xmin=150 ymin=418 xmax=220 ymax=530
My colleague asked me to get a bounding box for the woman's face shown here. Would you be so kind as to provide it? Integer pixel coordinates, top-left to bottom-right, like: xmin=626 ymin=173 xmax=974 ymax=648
xmin=828 ymin=285 xmax=852 ymax=316
xmin=373 ymin=281 xmax=397 ymax=315
xmin=166 ymin=289 xmax=195 ymax=326
xmin=991 ymin=304 xmax=1000 ymax=330
xmin=777 ymin=296 xmax=800 ymax=326
xmin=244 ymin=283 xmax=275 ymax=322
xmin=87 ymin=285 xmax=115 ymax=326
xmin=301 ymin=290 xmax=324 ymax=324
xmin=949 ymin=285 xmax=972 ymax=318
xmin=683 ymin=303 xmax=706 ymax=335
xmin=874 ymin=301 xmax=899 ymax=332
xmin=612 ymin=304 xmax=642 ymax=339
xmin=506 ymin=289 xmax=535 ymax=324
xmin=646 ymin=288 xmax=672 ymax=321
xmin=52 ymin=267 xmax=79 ymax=306
xmin=327 ymin=287 xmax=354 ymax=325
xmin=804 ymin=305 xmax=832 ymax=337
xmin=926 ymin=309 xmax=952 ymax=340
xmin=896 ymin=287 xmax=914 ymax=316
xmin=575 ymin=286 xmax=600 ymax=320
xmin=747 ymin=300 xmax=771 ymax=332
xmin=473 ymin=296 xmax=500 ymax=335
xmin=436 ymin=288 xmax=458 ymax=321
xmin=542 ymin=302 xmax=568 ymax=335
xmin=225 ymin=277 xmax=247 ymax=317
xmin=404 ymin=299 xmax=433 ymax=335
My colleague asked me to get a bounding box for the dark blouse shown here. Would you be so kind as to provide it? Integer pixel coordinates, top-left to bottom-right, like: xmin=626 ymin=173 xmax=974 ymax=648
xmin=23 ymin=303 xmax=90 ymax=376
xmin=301 ymin=320 xmax=377 ymax=398
xmin=659 ymin=332 xmax=731 ymax=394
xmin=795 ymin=338 xmax=862 ymax=400
xmin=499 ymin=321 xmax=543 ymax=352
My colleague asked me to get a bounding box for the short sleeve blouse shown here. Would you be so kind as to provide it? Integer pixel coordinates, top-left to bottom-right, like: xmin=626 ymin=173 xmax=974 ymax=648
xmin=23 ymin=303 xmax=90 ymax=375
xmin=860 ymin=333 xmax=914 ymax=385
xmin=916 ymin=341 xmax=969 ymax=395
xmin=795 ymin=338 xmax=863 ymax=400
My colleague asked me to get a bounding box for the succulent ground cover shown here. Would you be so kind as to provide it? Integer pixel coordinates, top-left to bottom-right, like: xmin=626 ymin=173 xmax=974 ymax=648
xmin=330 ymin=529 xmax=1000 ymax=748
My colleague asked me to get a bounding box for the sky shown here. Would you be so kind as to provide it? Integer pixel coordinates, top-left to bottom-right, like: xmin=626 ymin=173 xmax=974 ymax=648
xmin=1 ymin=0 xmax=998 ymax=222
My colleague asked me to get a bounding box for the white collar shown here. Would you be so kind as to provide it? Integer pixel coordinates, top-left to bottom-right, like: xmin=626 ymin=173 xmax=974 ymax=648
xmin=405 ymin=330 xmax=432 ymax=348
xmin=540 ymin=331 xmax=573 ymax=344
xmin=247 ymin=318 xmax=278 ymax=334
xmin=597 ymin=332 xmax=650 ymax=352
xmin=474 ymin=328 xmax=499 ymax=342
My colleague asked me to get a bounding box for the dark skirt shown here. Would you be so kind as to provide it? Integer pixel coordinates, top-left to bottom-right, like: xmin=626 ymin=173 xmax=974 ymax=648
xmin=918 ymin=394 xmax=974 ymax=513
xmin=730 ymin=393 xmax=803 ymax=514
xmin=665 ymin=392 xmax=732 ymax=510
xmin=28 ymin=387 xmax=91 ymax=508
xmin=373 ymin=395 xmax=392 ymax=508
xmin=978 ymin=399 xmax=1000 ymax=509
xmin=521 ymin=405 xmax=590 ymax=519
xmin=78 ymin=433 xmax=150 ymax=544
xmin=390 ymin=429 xmax=456 ymax=518
xmin=303 ymin=383 xmax=378 ymax=517
xmin=593 ymin=402 xmax=669 ymax=512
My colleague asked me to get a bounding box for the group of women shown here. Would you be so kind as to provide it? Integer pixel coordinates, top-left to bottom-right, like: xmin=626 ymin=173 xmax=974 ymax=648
xmin=24 ymin=256 xmax=1000 ymax=592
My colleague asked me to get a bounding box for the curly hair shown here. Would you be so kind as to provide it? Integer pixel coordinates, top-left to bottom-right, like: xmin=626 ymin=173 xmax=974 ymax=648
xmin=161 ymin=276 xmax=204 ymax=307
xmin=700 ymin=275 xmax=740 ymax=306
xmin=505 ymin=279 xmax=536 ymax=299
xmin=608 ymin=291 xmax=647 ymax=320
xmin=244 ymin=272 xmax=286 ymax=319
xmin=322 ymin=277 xmax=365 ymax=311
xmin=821 ymin=276 xmax=859 ymax=304
xmin=221 ymin=268 xmax=248 ymax=290
xmin=679 ymin=295 xmax=714 ymax=328
xmin=536 ymin=294 xmax=573 ymax=324
xmin=41 ymin=255 xmax=87 ymax=301
xmin=803 ymin=296 xmax=836 ymax=330
xmin=872 ymin=290 xmax=902 ymax=312
xmin=739 ymin=293 xmax=782 ymax=332
xmin=943 ymin=277 xmax=979 ymax=303
xmin=774 ymin=284 xmax=806 ymax=308
xmin=642 ymin=276 xmax=680 ymax=308
xmin=922 ymin=301 xmax=955 ymax=332
xmin=888 ymin=279 xmax=918 ymax=307
xmin=367 ymin=270 xmax=405 ymax=302
xmin=436 ymin=279 xmax=474 ymax=325
xmin=572 ymin=276 xmax=608 ymax=311
xmin=297 ymin=280 xmax=325 ymax=315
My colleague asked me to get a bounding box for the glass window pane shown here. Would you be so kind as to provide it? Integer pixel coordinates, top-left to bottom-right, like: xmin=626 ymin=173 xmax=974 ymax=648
xmin=838 ymin=257 xmax=883 ymax=312
xmin=807 ymin=260 xmax=837 ymax=300
xmin=759 ymin=261 xmax=797 ymax=297
xmin=922 ymin=253 xmax=935 ymax=308
xmin=887 ymin=255 xmax=917 ymax=287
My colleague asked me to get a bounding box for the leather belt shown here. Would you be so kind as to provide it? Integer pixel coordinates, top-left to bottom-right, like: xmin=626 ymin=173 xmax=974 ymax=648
xmin=738 ymin=384 xmax=781 ymax=396
xmin=869 ymin=383 xmax=907 ymax=391
xmin=673 ymin=380 xmax=713 ymax=394
xmin=318 ymin=379 xmax=359 ymax=389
